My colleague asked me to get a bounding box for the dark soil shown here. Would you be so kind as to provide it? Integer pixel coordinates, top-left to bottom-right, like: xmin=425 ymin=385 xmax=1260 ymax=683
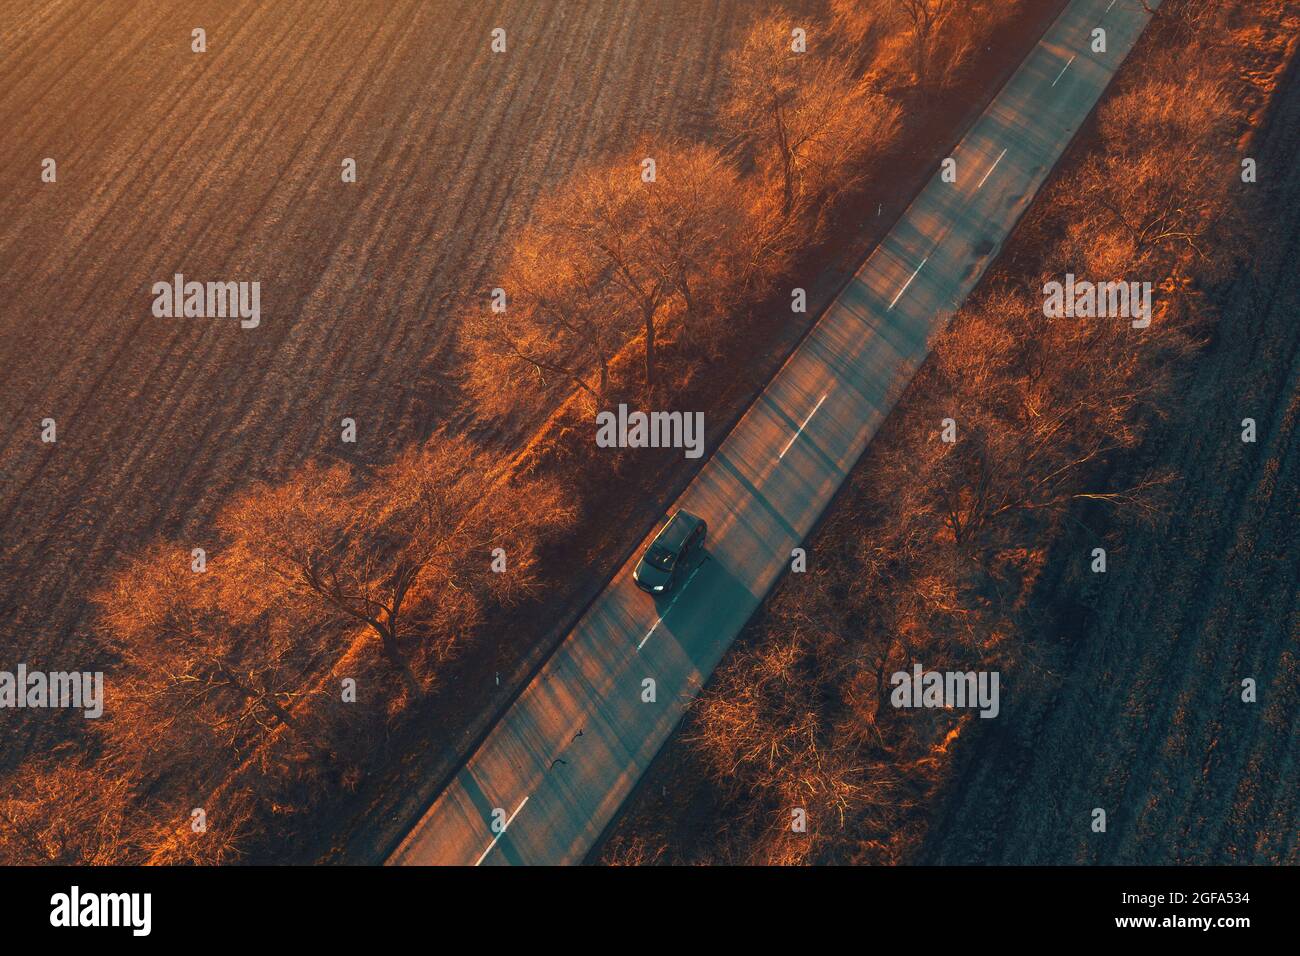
xmin=918 ymin=40 xmax=1300 ymax=866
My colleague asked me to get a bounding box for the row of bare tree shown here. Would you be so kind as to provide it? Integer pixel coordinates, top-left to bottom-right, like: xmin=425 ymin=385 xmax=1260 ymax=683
xmin=466 ymin=13 xmax=905 ymax=412
xmin=1 ymin=440 xmax=574 ymax=863
xmin=603 ymin=0 xmax=1255 ymax=865
xmin=466 ymin=1 xmax=1063 ymax=416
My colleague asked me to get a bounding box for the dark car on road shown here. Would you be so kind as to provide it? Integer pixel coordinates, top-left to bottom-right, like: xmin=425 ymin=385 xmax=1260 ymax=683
xmin=633 ymin=509 xmax=707 ymax=595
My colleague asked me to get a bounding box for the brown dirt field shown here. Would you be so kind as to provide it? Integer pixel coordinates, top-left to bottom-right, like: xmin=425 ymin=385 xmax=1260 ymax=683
xmin=0 ymin=0 xmax=807 ymax=767
xmin=918 ymin=39 xmax=1300 ymax=866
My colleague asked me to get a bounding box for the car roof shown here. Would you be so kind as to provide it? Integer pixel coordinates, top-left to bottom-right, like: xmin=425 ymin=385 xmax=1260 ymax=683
xmin=653 ymin=510 xmax=699 ymax=552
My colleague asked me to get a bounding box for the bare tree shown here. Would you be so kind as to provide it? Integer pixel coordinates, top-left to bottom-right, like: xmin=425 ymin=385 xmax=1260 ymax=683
xmin=828 ymin=0 xmax=890 ymax=72
xmin=218 ymin=444 xmax=466 ymax=695
xmin=723 ymin=15 xmax=902 ymax=226
xmin=465 ymin=210 xmax=623 ymax=412
xmin=891 ymin=0 xmax=955 ymax=91
xmin=0 ymin=759 xmax=139 ymax=864
xmin=97 ymin=542 xmax=320 ymax=761
xmin=142 ymin=786 xmax=263 ymax=866
xmin=1060 ymin=74 xmax=1241 ymax=276
xmin=468 ymin=142 xmax=758 ymax=398
xmin=220 ymin=437 xmax=575 ymax=697
xmin=1127 ymin=0 xmax=1219 ymax=40
xmin=638 ymin=142 xmax=764 ymax=349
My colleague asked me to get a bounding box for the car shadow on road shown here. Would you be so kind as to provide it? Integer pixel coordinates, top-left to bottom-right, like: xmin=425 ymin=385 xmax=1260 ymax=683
xmin=654 ymin=549 xmax=761 ymax=680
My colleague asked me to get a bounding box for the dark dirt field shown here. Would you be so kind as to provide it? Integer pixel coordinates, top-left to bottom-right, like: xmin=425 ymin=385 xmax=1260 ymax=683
xmin=919 ymin=45 xmax=1300 ymax=866
xmin=0 ymin=0 xmax=805 ymax=771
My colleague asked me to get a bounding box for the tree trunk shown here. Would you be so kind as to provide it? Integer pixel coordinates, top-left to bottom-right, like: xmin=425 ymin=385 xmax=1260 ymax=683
xmin=773 ymin=104 xmax=796 ymax=219
xmin=218 ymin=661 xmax=305 ymax=740
xmin=377 ymin=622 xmax=421 ymax=698
xmin=262 ymin=696 xmax=301 ymax=734
xmin=643 ymin=308 xmax=656 ymax=390
xmin=678 ymin=274 xmax=695 ymax=321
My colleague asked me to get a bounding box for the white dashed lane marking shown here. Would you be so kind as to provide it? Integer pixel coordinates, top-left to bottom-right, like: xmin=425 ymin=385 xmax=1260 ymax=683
xmin=778 ymin=391 xmax=829 ymax=460
xmin=1052 ymin=54 xmax=1076 ymax=87
xmin=978 ymin=148 xmax=1008 ymax=190
xmin=474 ymin=795 xmax=529 ymax=866
xmin=637 ymin=563 xmax=704 ymax=651
xmin=888 ymin=256 xmax=929 ymax=310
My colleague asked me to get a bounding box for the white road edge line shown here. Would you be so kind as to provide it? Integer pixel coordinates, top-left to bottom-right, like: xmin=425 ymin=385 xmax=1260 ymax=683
xmin=778 ymin=392 xmax=830 ymax=460
xmin=888 ymin=256 xmax=929 ymax=310
xmin=977 ymin=148 xmax=1008 ymax=190
xmin=475 ymin=795 xmax=529 ymax=866
xmin=1106 ymin=0 xmax=1117 ymax=10
xmin=1052 ymin=54 xmax=1076 ymax=87
xmin=637 ymin=563 xmax=705 ymax=651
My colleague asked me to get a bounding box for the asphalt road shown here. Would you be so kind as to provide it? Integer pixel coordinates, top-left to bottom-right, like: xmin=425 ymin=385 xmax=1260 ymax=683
xmin=389 ymin=0 xmax=1160 ymax=866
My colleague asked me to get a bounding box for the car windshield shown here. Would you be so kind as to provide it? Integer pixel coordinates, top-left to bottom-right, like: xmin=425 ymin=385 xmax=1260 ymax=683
xmin=645 ymin=546 xmax=677 ymax=571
